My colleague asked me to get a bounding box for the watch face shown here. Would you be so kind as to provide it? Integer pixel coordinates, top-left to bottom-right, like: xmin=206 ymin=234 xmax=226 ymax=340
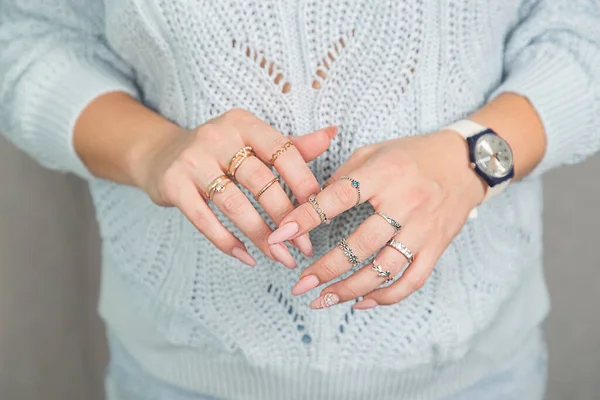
xmin=474 ymin=133 xmax=513 ymax=178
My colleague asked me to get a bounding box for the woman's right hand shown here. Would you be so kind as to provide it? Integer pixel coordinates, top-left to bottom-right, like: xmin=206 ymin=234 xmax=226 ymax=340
xmin=131 ymin=108 xmax=337 ymax=268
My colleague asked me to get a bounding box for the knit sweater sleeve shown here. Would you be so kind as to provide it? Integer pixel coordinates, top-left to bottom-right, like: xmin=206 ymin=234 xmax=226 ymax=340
xmin=491 ymin=0 xmax=600 ymax=177
xmin=0 ymin=0 xmax=140 ymax=179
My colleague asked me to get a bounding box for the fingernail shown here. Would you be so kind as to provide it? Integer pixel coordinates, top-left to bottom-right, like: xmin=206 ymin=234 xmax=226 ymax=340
xmin=310 ymin=293 xmax=340 ymax=309
xmin=292 ymin=275 xmax=320 ymax=296
xmin=353 ymin=299 xmax=378 ymax=310
xmin=231 ymin=247 xmax=256 ymax=267
xmin=268 ymin=222 xmax=299 ymax=244
xmin=293 ymin=234 xmax=314 ymax=257
xmin=269 ymin=243 xmax=297 ymax=269
xmin=327 ymin=126 xmax=339 ymax=139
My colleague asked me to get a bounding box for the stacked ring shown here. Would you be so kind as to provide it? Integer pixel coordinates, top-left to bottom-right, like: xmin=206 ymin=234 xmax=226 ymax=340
xmin=270 ymin=141 xmax=294 ymax=165
xmin=226 ymin=146 xmax=255 ymax=179
xmin=308 ymin=195 xmax=331 ymax=225
xmin=374 ymin=212 xmax=402 ymax=233
xmin=371 ymin=260 xmax=393 ymax=283
xmin=387 ymin=239 xmax=415 ymax=264
xmin=254 ymin=177 xmax=280 ymax=201
xmin=340 ymin=176 xmax=361 ymax=206
xmin=205 ymin=175 xmax=233 ymax=200
xmin=338 ymin=238 xmax=361 ymax=267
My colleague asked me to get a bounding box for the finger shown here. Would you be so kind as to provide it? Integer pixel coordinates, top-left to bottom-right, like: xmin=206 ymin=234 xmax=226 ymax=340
xmin=269 ymin=165 xmax=379 ymax=245
xmin=195 ymin=164 xmax=297 ymax=269
xmin=291 ymin=210 xmax=404 ymax=296
xmin=321 ymin=147 xmax=377 ymax=188
xmin=353 ymin=227 xmax=444 ymax=309
xmin=173 ymin=181 xmax=256 ymax=267
xmin=290 ymin=126 xmax=338 ymax=162
xmin=239 ymin=120 xmax=332 ymax=204
xmin=234 ymin=155 xmax=313 ymax=256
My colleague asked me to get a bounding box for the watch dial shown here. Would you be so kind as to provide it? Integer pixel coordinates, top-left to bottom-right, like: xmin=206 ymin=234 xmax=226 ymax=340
xmin=474 ymin=133 xmax=513 ymax=178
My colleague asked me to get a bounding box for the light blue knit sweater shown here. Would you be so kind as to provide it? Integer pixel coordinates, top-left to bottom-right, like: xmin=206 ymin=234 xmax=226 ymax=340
xmin=1 ymin=1 xmax=600 ymax=399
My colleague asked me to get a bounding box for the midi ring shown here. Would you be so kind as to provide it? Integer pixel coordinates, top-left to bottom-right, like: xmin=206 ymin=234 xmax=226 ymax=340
xmin=374 ymin=212 xmax=402 ymax=233
xmin=308 ymin=194 xmax=331 ymax=225
xmin=340 ymin=176 xmax=361 ymax=206
xmin=387 ymin=239 xmax=415 ymax=264
xmin=338 ymin=238 xmax=361 ymax=267
xmin=372 ymin=260 xmax=393 ymax=283
xmin=205 ymin=175 xmax=233 ymax=200
xmin=270 ymin=141 xmax=294 ymax=165
xmin=254 ymin=177 xmax=280 ymax=201
xmin=226 ymin=146 xmax=255 ymax=179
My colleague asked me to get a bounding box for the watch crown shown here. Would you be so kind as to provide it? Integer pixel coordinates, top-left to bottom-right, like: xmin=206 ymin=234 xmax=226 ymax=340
xmin=470 ymin=162 xmax=476 ymax=169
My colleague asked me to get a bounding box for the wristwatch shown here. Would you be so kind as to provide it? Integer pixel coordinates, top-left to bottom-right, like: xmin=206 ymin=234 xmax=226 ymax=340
xmin=443 ymin=120 xmax=514 ymax=219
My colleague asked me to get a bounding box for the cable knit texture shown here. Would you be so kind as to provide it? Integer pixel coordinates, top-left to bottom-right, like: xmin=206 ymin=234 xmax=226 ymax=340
xmin=1 ymin=1 xmax=600 ymax=399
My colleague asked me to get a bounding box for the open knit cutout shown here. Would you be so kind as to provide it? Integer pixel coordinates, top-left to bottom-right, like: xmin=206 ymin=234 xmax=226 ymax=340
xmin=266 ymin=283 xmax=312 ymax=344
xmin=233 ymin=40 xmax=291 ymax=94
xmin=312 ymin=30 xmax=355 ymax=90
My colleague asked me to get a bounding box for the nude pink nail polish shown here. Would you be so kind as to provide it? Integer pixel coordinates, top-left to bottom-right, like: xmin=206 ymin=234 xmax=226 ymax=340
xmin=309 ymin=293 xmax=340 ymax=309
xmin=291 ymin=275 xmax=319 ymax=296
xmin=293 ymin=234 xmax=314 ymax=257
xmin=269 ymin=243 xmax=297 ymax=269
xmin=269 ymin=222 xmax=299 ymax=244
xmin=353 ymin=298 xmax=378 ymax=310
xmin=231 ymin=247 xmax=256 ymax=267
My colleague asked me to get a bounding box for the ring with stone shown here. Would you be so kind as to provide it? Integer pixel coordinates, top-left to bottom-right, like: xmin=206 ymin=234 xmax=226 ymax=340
xmin=340 ymin=176 xmax=361 ymax=206
xmin=205 ymin=175 xmax=233 ymax=200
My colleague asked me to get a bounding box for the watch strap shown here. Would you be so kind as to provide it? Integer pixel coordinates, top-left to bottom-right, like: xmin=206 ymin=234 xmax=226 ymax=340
xmin=443 ymin=119 xmax=488 ymax=139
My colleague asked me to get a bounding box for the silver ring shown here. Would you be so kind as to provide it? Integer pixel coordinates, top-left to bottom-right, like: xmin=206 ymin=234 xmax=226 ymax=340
xmin=308 ymin=195 xmax=330 ymax=225
xmin=372 ymin=259 xmax=393 ymax=283
xmin=387 ymin=239 xmax=415 ymax=264
xmin=338 ymin=238 xmax=361 ymax=267
xmin=374 ymin=212 xmax=402 ymax=233
xmin=340 ymin=176 xmax=361 ymax=206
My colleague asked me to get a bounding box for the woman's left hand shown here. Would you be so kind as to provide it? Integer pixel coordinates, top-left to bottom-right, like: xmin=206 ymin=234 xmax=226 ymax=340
xmin=268 ymin=130 xmax=488 ymax=309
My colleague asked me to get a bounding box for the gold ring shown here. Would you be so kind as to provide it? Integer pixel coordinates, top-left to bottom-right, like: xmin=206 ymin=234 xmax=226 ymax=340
xmin=254 ymin=177 xmax=280 ymax=201
xmin=205 ymin=175 xmax=232 ymax=200
xmin=269 ymin=141 xmax=294 ymax=164
xmin=226 ymin=146 xmax=255 ymax=179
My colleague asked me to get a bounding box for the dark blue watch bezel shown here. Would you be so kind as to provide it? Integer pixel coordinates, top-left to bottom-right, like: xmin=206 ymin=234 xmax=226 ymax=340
xmin=466 ymin=129 xmax=515 ymax=188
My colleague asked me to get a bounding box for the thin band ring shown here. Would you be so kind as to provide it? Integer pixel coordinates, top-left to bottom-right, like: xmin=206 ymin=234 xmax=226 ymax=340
xmin=340 ymin=176 xmax=361 ymax=206
xmin=338 ymin=238 xmax=361 ymax=267
xmin=308 ymin=195 xmax=331 ymax=225
xmin=254 ymin=177 xmax=280 ymax=201
xmin=226 ymin=146 xmax=255 ymax=179
xmin=270 ymin=141 xmax=294 ymax=165
xmin=371 ymin=260 xmax=393 ymax=283
xmin=205 ymin=175 xmax=233 ymax=200
xmin=387 ymin=239 xmax=415 ymax=264
xmin=374 ymin=212 xmax=402 ymax=233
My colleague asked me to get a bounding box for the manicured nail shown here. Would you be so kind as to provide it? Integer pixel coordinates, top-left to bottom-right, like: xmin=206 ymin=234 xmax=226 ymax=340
xmin=268 ymin=222 xmax=299 ymax=244
xmin=327 ymin=126 xmax=339 ymax=139
xmin=293 ymin=234 xmax=314 ymax=257
xmin=310 ymin=293 xmax=340 ymax=309
xmin=291 ymin=275 xmax=320 ymax=296
xmin=269 ymin=243 xmax=297 ymax=269
xmin=231 ymin=247 xmax=256 ymax=267
xmin=353 ymin=298 xmax=378 ymax=310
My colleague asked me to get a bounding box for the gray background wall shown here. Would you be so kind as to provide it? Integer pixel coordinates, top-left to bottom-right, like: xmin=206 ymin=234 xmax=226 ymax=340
xmin=0 ymin=134 xmax=598 ymax=400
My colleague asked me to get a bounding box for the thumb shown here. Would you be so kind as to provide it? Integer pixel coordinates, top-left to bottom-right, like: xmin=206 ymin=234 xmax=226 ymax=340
xmin=290 ymin=126 xmax=338 ymax=162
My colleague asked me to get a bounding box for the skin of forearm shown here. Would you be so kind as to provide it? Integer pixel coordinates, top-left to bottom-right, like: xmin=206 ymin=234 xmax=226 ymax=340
xmin=73 ymin=91 xmax=180 ymax=186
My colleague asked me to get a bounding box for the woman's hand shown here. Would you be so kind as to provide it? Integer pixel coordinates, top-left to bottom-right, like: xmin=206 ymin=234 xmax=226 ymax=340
xmin=130 ymin=108 xmax=337 ymax=268
xmin=268 ymin=130 xmax=486 ymax=308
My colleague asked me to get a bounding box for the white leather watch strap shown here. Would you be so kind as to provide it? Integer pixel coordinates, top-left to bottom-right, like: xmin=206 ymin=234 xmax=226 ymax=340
xmin=443 ymin=120 xmax=512 ymax=219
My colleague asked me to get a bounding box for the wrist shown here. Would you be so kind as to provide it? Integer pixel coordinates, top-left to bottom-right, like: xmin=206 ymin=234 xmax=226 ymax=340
xmin=125 ymin=121 xmax=183 ymax=190
xmin=432 ymin=129 xmax=487 ymax=207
